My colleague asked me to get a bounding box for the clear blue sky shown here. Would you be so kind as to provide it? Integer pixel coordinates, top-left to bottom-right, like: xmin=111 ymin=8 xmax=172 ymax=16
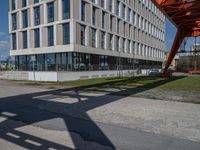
xmin=0 ymin=0 xmax=10 ymax=60
xmin=0 ymin=0 xmax=178 ymax=60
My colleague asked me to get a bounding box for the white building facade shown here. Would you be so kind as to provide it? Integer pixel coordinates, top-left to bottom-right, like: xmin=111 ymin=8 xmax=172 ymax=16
xmin=9 ymin=0 xmax=165 ymax=80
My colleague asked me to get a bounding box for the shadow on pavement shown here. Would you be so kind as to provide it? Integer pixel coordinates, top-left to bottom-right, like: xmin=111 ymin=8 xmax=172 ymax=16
xmin=0 ymin=77 xmax=184 ymax=149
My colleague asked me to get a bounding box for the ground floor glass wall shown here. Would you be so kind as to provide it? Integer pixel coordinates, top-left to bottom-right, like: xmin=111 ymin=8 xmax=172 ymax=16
xmin=15 ymin=52 xmax=162 ymax=71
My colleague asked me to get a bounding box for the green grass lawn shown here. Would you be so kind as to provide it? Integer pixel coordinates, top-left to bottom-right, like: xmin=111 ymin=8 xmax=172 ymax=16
xmin=22 ymin=76 xmax=200 ymax=92
xmin=159 ymin=76 xmax=200 ymax=92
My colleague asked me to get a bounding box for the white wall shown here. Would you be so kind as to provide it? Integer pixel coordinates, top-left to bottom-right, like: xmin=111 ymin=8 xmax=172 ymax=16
xmin=29 ymin=72 xmax=58 ymax=81
xmin=28 ymin=70 xmax=141 ymax=82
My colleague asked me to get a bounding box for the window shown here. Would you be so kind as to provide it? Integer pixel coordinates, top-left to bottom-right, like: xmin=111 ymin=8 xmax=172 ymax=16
xmin=45 ymin=54 xmax=56 ymax=71
xmin=101 ymin=31 xmax=105 ymax=49
xmin=133 ymin=42 xmax=135 ymax=54
xmin=12 ymin=0 xmax=16 ymax=10
xmin=63 ymin=23 xmax=70 ymax=44
xmin=100 ymin=0 xmax=104 ymax=8
xmin=123 ymin=22 xmax=126 ymax=36
xmin=63 ymin=0 xmax=70 ymax=19
xmin=91 ymin=28 xmax=96 ymax=47
xmin=102 ymin=11 xmax=105 ymax=28
xmin=34 ymin=29 xmax=40 ymax=48
xmin=109 ymin=34 xmax=113 ymax=50
xmin=92 ymin=7 xmax=96 ymax=26
xmin=34 ymin=0 xmax=39 ymax=4
xmin=80 ymin=25 xmax=85 ymax=45
xmin=127 ymin=40 xmax=130 ymax=53
xmin=34 ymin=6 xmax=40 ymax=25
xmin=47 ymin=2 xmax=54 ymax=23
xmin=121 ymin=4 xmax=125 ymax=19
xmin=12 ymin=33 xmax=17 ymax=50
xmin=117 ymin=19 xmax=120 ymax=33
xmin=22 ymin=0 xmax=27 ymax=7
xmin=99 ymin=55 xmax=108 ymax=70
xmin=116 ymin=36 xmax=119 ymax=51
xmin=133 ymin=12 xmax=135 ymax=25
xmin=137 ymin=14 xmax=140 ymax=27
xmin=81 ymin=1 xmax=85 ymax=21
xmin=17 ymin=55 xmax=27 ymax=70
xmin=116 ymin=0 xmax=120 ymax=16
xmin=23 ymin=31 xmax=28 ymax=49
xmin=122 ymin=38 xmax=125 ymax=52
xmin=110 ymin=16 xmax=113 ymax=31
xmin=12 ymin=13 xmax=17 ymax=30
xmin=141 ymin=17 xmax=143 ymax=29
xmin=109 ymin=0 xmax=112 ymax=12
xmin=48 ymin=26 xmax=54 ymax=46
xmin=127 ymin=8 xmax=130 ymax=22
xmin=22 ymin=10 xmax=28 ymax=28
xmin=36 ymin=54 xmax=45 ymax=71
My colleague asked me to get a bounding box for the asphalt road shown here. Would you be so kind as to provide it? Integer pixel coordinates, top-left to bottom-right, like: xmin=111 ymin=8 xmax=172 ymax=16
xmin=0 ymin=80 xmax=200 ymax=150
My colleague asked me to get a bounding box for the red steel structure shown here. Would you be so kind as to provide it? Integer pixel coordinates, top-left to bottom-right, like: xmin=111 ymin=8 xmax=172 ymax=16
xmin=152 ymin=0 xmax=200 ymax=74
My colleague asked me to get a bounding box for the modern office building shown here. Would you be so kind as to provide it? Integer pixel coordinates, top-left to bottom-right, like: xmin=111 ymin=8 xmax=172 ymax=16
xmin=9 ymin=0 xmax=165 ymax=81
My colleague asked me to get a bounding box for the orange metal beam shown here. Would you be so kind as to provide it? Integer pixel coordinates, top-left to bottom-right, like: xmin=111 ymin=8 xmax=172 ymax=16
xmin=164 ymin=29 xmax=185 ymax=74
xmin=152 ymin=0 xmax=200 ymax=74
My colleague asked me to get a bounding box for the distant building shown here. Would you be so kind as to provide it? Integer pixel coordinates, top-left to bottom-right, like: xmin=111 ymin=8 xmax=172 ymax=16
xmin=176 ymin=55 xmax=200 ymax=72
xmin=9 ymin=0 xmax=166 ymax=81
xmin=164 ymin=52 xmax=178 ymax=70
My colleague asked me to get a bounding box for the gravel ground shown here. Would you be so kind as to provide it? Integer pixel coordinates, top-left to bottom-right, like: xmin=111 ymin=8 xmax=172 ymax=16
xmin=133 ymin=89 xmax=200 ymax=103
xmin=82 ymin=86 xmax=200 ymax=104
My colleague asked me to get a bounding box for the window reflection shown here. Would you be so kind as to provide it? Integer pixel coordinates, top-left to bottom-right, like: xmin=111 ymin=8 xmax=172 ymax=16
xmin=14 ymin=52 xmax=162 ymax=71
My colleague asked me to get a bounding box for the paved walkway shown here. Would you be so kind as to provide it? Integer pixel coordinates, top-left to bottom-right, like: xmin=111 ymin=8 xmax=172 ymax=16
xmin=0 ymin=80 xmax=200 ymax=149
